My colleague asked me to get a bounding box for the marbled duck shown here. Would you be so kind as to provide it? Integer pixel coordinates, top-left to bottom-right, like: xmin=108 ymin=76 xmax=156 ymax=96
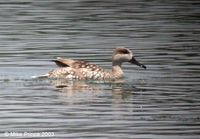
xmin=33 ymin=47 xmax=146 ymax=80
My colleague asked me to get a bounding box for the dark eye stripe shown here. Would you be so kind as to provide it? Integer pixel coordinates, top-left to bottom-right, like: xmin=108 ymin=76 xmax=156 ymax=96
xmin=119 ymin=49 xmax=129 ymax=54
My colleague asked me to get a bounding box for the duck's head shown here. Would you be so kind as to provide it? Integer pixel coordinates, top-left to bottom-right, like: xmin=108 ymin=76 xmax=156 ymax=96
xmin=112 ymin=47 xmax=146 ymax=69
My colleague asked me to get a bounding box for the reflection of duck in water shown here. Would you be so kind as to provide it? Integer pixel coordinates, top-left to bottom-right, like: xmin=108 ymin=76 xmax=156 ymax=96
xmin=50 ymin=79 xmax=136 ymax=105
xmin=33 ymin=47 xmax=146 ymax=80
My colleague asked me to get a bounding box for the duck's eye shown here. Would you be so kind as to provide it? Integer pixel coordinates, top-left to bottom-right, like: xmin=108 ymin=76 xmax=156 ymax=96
xmin=119 ymin=49 xmax=129 ymax=54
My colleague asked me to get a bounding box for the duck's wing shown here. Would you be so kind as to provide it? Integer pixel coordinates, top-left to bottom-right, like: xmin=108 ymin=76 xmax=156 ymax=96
xmin=53 ymin=57 xmax=104 ymax=71
xmin=72 ymin=61 xmax=105 ymax=72
xmin=52 ymin=57 xmax=76 ymax=67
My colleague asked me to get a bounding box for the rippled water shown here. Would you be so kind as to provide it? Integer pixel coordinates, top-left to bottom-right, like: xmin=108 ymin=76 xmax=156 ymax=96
xmin=0 ymin=0 xmax=200 ymax=139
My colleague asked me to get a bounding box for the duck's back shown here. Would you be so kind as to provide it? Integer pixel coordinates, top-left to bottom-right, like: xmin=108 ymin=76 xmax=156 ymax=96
xmin=49 ymin=58 xmax=111 ymax=80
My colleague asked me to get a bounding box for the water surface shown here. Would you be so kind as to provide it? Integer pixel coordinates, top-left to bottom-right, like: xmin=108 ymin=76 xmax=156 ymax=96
xmin=0 ymin=0 xmax=200 ymax=139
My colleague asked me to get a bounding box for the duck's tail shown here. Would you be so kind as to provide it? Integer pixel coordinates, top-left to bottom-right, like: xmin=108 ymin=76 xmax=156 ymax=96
xmin=31 ymin=73 xmax=49 ymax=79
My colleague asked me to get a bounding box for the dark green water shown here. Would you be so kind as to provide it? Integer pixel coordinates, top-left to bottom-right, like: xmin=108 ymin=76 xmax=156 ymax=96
xmin=0 ymin=0 xmax=200 ymax=139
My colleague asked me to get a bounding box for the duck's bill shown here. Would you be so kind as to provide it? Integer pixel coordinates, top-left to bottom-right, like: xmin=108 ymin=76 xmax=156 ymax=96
xmin=129 ymin=56 xmax=146 ymax=69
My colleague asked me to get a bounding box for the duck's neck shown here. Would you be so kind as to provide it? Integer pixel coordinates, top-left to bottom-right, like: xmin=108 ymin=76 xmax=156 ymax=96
xmin=112 ymin=62 xmax=124 ymax=79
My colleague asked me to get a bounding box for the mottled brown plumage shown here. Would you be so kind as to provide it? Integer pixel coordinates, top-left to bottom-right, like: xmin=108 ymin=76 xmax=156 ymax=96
xmin=34 ymin=47 xmax=146 ymax=80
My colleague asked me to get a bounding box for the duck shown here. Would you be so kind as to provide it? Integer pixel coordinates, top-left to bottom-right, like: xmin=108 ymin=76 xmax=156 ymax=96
xmin=32 ymin=47 xmax=146 ymax=80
